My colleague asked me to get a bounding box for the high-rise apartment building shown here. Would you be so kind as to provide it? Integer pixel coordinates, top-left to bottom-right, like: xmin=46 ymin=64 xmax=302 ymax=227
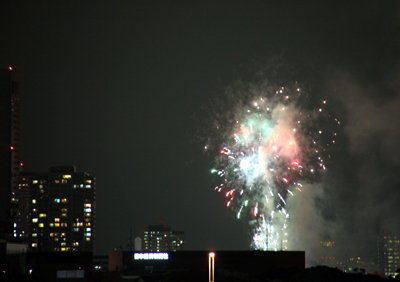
xmin=0 ymin=67 xmax=20 ymax=240
xmin=142 ymin=222 xmax=185 ymax=252
xmin=16 ymin=166 xmax=96 ymax=252
xmin=314 ymin=240 xmax=338 ymax=268
xmin=378 ymin=234 xmax=400 ymax=277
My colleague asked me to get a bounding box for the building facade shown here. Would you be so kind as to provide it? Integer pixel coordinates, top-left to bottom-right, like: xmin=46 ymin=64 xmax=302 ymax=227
xmin=378 ymin=234 xmax=400 ymax=277
xmin=16 ymin=166 xmax=96 ymax=252
xmin=142 ymin=222 xmax=185 ymax=252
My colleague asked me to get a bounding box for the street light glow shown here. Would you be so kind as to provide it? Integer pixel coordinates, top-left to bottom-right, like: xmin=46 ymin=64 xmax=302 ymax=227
xmin=209 ymin=252 xmax=215 ymax=282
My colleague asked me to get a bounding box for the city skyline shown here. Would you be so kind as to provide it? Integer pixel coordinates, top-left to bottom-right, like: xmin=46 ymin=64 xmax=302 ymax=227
xmin=1 ymin=1 xmax=400 ymax=264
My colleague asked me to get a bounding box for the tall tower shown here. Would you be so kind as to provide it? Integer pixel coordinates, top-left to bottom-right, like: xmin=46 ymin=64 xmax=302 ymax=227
xmin=0 ymin=67 xmax=20 ymax=239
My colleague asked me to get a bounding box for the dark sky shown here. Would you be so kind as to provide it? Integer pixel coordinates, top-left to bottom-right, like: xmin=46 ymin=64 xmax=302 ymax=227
xmin=1 ymin=1 xmax=400 ymax=262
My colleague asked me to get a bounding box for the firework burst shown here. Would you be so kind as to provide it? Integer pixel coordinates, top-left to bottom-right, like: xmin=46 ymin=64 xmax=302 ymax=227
xmin=205 ymin=80 xmax=339 ymax=251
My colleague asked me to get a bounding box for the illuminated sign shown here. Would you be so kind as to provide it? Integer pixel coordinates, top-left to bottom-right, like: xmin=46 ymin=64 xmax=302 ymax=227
xmin=134 ymin=253 xmax=169 ymax=260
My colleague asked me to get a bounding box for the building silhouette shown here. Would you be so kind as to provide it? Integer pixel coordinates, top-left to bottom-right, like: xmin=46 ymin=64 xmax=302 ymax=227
xmin=142 ymin=222 xmax=185 ymax=252
xmin=0 ymin=67 xmax=20 ymax=241
xmin=314 ymin=240 xmax=338 ymax=268
xmin=16 ymin=166 xmax=96 ymax=252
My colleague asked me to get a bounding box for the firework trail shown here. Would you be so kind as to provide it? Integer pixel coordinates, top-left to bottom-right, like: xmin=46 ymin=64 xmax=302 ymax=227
xmin=205 ymin=80 xmax=339 ymax=251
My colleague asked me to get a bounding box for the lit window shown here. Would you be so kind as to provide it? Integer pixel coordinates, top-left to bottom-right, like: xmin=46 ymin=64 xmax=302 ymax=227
xmin=62 ymin=175 xmax=71 ymax=179
xmin=61 ymin=223 xmax=68 ymax=227
xmin=86 ymin=228 xmax=91 ymax=232
xmin=55 ymin=180 xmax=60 ymax=184
xmin=84 ymin=233 xmax=91 ymax=237
xmin=86 ymin=180 xmax=91 ymax=184
xmin=85 ymin=208 xmax=91 ymax=212
xmin=61 ymin=242 xmax=66 ymax=246
xmin=32 ymin=208 xmax=37 ymax=212
xmin=86 ymin=222 xmax=91 ymax=227
xmin=54 ymin=223 xmax=60 ymax=227
xmin=85 ymin=203 xmax=91 ymax=208
xmin=61 ymin=208 xmax=67 ymax=212
xmin=32 ymin=233 xmax=37 ymax=237
xmin=85 ymin=213 xmax=91 ymax=217
xmin=55 ymin=218 xmax=60 ymax=222
xmin=61 ymin=198 xmax=67 ymax=203
xmin=61 ymin=213 xmax=67 ymax=217
xmin=32 ymin=243 xmax=37 ymax=247
xmin=85 ymin=237 xmax=91 ymax=241
xmin=38 ymin=223 xmax=44 ymax=228
xmin=61 ymin=248 xmax=66 ymax=251
xmin=54 ymin=238 xmax=59 ymax=241
xmin=54 ymin=198 xmax=60 ymax=203
xmin=73 ymin=228 xmax=79 ymax=232
xmin=73 ymin=242 xmax=79 ymax=246
xmin=61 ymin=179 xmax=68 ymax=184
xmin=80 ymin=184 xmax=84 ymax=188
xmin=32 ymin=218 xmax=38 ymax=223
xmin=32 ymin=199 xmax=36 ymax=204
xmin=32 ymin=180 xmax=38 ymax=184
xmin=39 ymin=213 xmax=46 ymax=217
xmin=61 ymin=233 xmax=66 ymax=237
xmin=85 ymin=185 xmax=91 ymax=188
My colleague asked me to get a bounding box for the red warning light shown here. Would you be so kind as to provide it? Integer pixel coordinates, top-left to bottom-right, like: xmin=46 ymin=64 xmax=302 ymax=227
xmin=20 ymin=163 xmax=23 ymax=166
xmin=10 ymin=146 xmax=14 ymax=150
xmin=9 ymin=66 xmax=13 ymax=71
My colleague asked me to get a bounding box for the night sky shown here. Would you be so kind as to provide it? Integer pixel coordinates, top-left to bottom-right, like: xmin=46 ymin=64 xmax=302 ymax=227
xmin=1 ymin=1 xmax=400 ymax=263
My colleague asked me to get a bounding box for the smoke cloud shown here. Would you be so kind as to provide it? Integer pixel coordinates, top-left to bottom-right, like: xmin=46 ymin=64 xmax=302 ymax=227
xmin=284 ymin=67 xmax=400 ymax=266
